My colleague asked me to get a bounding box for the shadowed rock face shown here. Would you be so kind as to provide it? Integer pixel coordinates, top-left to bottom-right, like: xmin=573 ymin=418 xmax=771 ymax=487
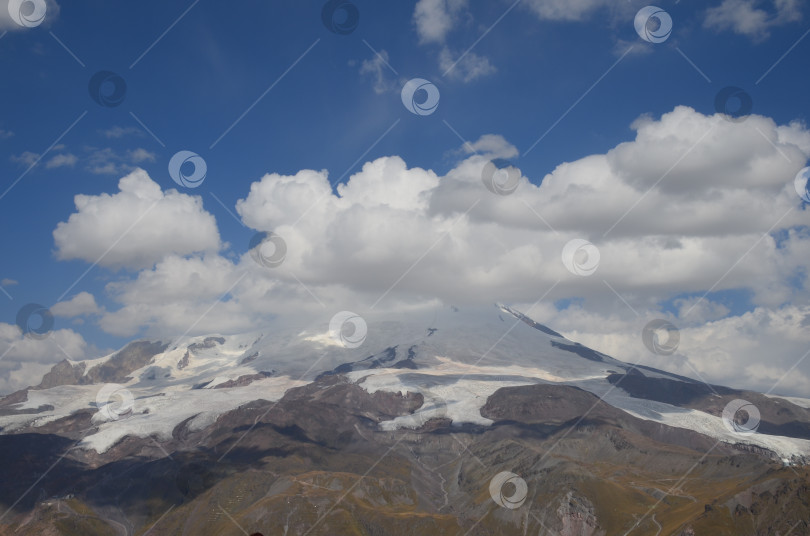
xmin=81 ymin=341 xmax=169 ymax=385
xmin=188 ymin=337 xmax=226 ymax=352
xmin=482 ymin=383 xmax=618 ymax=424
xmin=0 ymin=375 xmax=808 ymax=536
xmin=33 ymin=340 xmax=170 ymax=391
xmin=323 ymin=344 xmax=422 ymax=377
xmin=37 ymin=360 xmax=88 ymax=389
xmin=607 ymin=372 xmax=810 ymax=441
xmin=606 ymin=371 xmax=738 ymax=405
xmin=0 ymin=389 xmax=46 ymax=417
xmin=211 ymin=371 xmax=275 ymax=389
xmin=177 ymin=350 xmax=190 ymax=370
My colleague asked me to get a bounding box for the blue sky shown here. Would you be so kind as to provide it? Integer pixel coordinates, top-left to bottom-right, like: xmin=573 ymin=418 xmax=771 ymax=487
xmin=1 ymin=0 xmax=809 ymax=396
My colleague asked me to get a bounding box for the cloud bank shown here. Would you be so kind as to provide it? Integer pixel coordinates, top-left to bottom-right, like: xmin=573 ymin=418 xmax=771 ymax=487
xmin=3 ymin=105 xmax=809 ymax=396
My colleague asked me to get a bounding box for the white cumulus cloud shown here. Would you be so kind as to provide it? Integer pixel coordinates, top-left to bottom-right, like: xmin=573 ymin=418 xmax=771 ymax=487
xmin=705 ymin=0 xmax=803 ymax=41
xmin=413 ymin=0 xmax=469 ymax=44
xmin=523 ymin=0 xmax=612 ymax=21
xmin=53 ymin=169 xmax=221 ymax=270
xmin=51 ymin=292 xmax=101 ymax=318
xmin=0 ymin=323 xmax=89 ymax=394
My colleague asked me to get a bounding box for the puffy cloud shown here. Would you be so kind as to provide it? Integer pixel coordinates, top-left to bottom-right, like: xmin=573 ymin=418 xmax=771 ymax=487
xmin=10 ymin=145 xmax=156 ymax=175
xmin=99 ymin=255 xmax=253 ymax=337
xmin=436 ymin=107 xmax=807 ymax=238
xmin=11 ymin=151 xmax=39 ymax=167
xmin=51 ymin=292 xmax=101 ymax=318
xmin=53 ymin=169 xmax=221 ymax=270
xmin=128 ymin=148 xmax=157 ymax=164
xmin=411 ymin=0 xmax=495 ymax=83
xmin=85 ymin=147 xmax=157 ymax=175
xmin=523 ymin=0 xmax=612 ymax=21
xmin=439 ymin=47 xmax=496 ymax=82
xmin=461 ymin=134 xmax=519 ymax=159
xmin=705 ymin=0 xmax=803 ymax=41
xmin=413 ymin=0 xmax=469 ymax=44
xmin=229 ymin=107 xmax=809 ymax=311
xmin=45 ymin=153 xmax=77 ymax=169
xmin=96 ymin=251 xmax=344 ymax=339
xmin=543 ymin=303 xmax=810 ymax=397
xmin=358 ymin=49 xmax=399 ymax=95
xmin=0 ymin=323 xmax=88 ymax=394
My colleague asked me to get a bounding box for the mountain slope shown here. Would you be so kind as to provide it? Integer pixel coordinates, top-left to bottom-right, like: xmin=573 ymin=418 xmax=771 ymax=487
xmin=0 ymin=305 xmax=809 ymax=535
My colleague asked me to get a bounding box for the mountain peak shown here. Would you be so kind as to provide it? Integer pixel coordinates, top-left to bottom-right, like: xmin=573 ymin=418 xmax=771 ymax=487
xmin=2 ymin=308 xmax=809 ymax=463
xmin=2 ymin=308 xmax=810 ymax=534
xmin=496 ymin=302 xmax=566 ymax=338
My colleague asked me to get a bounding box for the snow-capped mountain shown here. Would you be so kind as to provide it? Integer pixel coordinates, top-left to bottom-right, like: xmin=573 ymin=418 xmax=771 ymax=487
xmin=1 ymin=305 xmax=809 ymax=535
xmin=2 ymin=304 xmax=808 ymax=460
